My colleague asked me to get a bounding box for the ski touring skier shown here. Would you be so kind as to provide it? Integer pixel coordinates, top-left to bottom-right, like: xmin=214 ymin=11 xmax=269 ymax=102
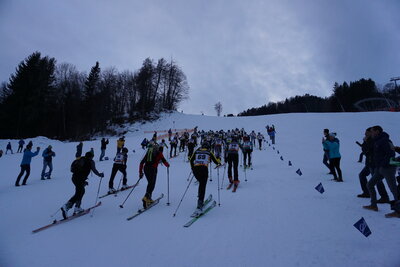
xmin=99 ymin=138 xmax=109 ymax=161
xmin=75 ymin=142 xmax=83 ymax=159
xmin=41 ymin=145 xmax=55 ymax=180
xmin=190 ymin=141 xmax=220 ymax=216
xmin=225 ymin=136 xmax=240 ymax=191
xmin=256 ymin=132 xmax=264 ymax=150
xmin=61 ymin=151 xmax=104 ymax=218
xmin=15 ymin=143 xmax=40 ymax=186
xmin=242 ymin=135 xmax=253 ymax=168
xmin=117 ymin=136 xmax=125 ymax=153
xmin=108 ymin=147 xmax=129 ymax=193
xmin=17 ymin=139 xmax=25 ymax=153
xmin=6 ymin=142 xmax=13 ymax=154
xmin=170 ymin=135 xmax=178 ymax=158
xmin=139 ymin=143 xmax=170 ymax=208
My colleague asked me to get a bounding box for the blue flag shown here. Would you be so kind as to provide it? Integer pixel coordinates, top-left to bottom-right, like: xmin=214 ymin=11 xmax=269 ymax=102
xmin=288 ymin=161 xmax=292 ymax=166
xmin=315 ymin=183 xmax=324 ymax=194
xmin=296 ymin=169 xmax=302 ymax=176
xmin=280 ymin=156 xmax=284 ymax=161
xmin=353 ymin=217 xmax=372 ymax=237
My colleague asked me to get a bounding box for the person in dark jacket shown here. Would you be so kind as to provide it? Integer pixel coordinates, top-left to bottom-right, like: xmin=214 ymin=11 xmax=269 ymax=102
xmin=17 ymin=139 xmax=25 ymax=153
xmin=322 ymin=129 xmax=331 ymax=173
xmin=108 ymin=147 xmax=129 ymax=193
xmin=15 ymin=143 xmax=40 ymax=186
xmin=364 ymin=126 xmax=398 ymax=212
xmin=225 ymin=136 xmax=240 ymax=190
xmin=357 ymin=128 xmax=389 ymax=199
xmin=75 ymin=142 xmax=83 ymax=159
xmin=190 ymin=142 xmax=220 ymax=214
xmin=6 ymin=142 xmax=13 ymax=154
xmin=61 ymin=152 xmax=104 ymax=217
xmin=41 ymin=145 xmax=56 ymax=180
xmin=99 ymin=138 xmax=109 ymax=161
xmin=139 ymin=144 xmax=170 ymax=208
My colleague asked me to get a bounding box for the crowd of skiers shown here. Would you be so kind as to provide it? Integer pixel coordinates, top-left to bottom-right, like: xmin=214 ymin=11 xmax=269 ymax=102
xmin=322 ymin=126 xmax=400 ymax=217
xmin=6 ymin=121 xmax=400 ymax=219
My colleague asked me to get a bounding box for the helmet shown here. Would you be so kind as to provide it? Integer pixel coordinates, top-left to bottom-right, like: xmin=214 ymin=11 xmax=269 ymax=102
xmin=201 ymin=141 xmax=210 ymax=149
xmin=85 ymin=151 xmax=94 ymax=159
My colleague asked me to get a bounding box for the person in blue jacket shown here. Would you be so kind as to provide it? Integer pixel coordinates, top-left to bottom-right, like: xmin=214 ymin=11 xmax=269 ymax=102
xmin=323 ymin=133 xmax=343 ymax=182
xmin=41 ymin=145 xmax=56 ymax=180
xmin=15 ymin=143 xmax=40 ymax=186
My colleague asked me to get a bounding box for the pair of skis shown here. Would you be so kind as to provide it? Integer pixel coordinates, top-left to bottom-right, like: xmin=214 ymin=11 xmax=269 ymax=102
xmin=99 ymin=185 xmax=135 ymax=199
xmin=184 ymin=194 xmax=216 ymax=228
xmin=32 ymin=202 xmax=102 ymax=234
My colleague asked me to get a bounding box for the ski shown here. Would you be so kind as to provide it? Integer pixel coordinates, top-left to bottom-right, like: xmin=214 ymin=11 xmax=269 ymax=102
xmin=190 ymin=194 xmax=212 ymax=217
xmin=32 ymin=202 xmax=102 ymax=234
xmin=99 ymin=185 xmax=135 ymax=199
xmin=232 ymin=185 xmax=238 ymax=192
xmin=126 ymin=194 xmax=164 ymax=221
xmin=184 ymin=200 xmax=217 ymax=228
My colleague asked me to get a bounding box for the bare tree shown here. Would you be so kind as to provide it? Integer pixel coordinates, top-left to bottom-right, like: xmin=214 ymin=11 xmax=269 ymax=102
xmin=214 ymin=101 xmax=222 ymax=116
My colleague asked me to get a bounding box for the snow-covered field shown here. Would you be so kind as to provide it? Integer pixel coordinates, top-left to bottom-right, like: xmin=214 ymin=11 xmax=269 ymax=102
xmin=0 ymin=111 xmax=399 ymax=267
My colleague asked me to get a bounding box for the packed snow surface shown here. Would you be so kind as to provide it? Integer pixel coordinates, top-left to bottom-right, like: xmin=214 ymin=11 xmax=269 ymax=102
xmin=0 ymin=111 xmax=399 ymax=267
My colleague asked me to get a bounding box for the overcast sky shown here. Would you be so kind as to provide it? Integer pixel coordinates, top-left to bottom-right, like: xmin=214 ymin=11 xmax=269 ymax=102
xmin=1 ymin=0 xmax=399 ymax=115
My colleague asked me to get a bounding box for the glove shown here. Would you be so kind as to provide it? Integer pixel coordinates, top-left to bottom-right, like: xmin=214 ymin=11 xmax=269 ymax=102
xmin=99 ymin=172 xmax=104 ymax=178
xmin=139 ymin=172 xmax=144 ymax=178
xmin=84 ymin=181 xmax=89 ymax=186
xmin=165 ymin=162 xmax=170 ymax=168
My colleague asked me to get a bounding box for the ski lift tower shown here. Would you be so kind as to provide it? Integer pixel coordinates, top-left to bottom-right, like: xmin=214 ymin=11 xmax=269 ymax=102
xmin=390 ymin=76 xmax=400 ymax=91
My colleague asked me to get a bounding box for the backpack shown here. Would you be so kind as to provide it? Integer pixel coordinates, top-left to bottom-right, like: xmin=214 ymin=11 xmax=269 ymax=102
xmin=71 ymin=158 xmax=86 ymax=173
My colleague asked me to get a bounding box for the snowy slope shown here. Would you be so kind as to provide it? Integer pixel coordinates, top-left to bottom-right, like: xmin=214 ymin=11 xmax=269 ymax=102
xmin=0 ymin=111 xmax=399 ymax=267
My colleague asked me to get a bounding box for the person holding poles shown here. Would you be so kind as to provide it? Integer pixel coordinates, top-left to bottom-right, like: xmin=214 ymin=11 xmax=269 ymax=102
xmin=108 ymin=147 xmax=129 ymax=193
xmin=139 ymin=143 xmax=170 ymax=208
xmin=61 ymin=151 xmax=104 ymax=218
xmin=190 ymin=141 xmax=220 ymax=215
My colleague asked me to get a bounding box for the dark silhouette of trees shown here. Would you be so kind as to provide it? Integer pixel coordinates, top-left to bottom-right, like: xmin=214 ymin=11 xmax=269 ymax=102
xmin=0 ymin=52 xmax=189 ymax=139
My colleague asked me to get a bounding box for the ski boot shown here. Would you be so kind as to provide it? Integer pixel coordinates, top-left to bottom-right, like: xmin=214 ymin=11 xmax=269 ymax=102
xmin=61 ymin=203 xmax=72 ymax=219
xmin=232 ymin=180 xmax=240 ymax=192
xmin=108 ymin=188 xmax=117 ymax=194
xmin=73 ymin=206 xmax=84 ymax=215
xmin=142 ymin=196 xmax=154 ymax=209
xmin=226 ymin=177 xmax=234 ymax=190
xmin=121 ymin=184 xmax=129 ymax=190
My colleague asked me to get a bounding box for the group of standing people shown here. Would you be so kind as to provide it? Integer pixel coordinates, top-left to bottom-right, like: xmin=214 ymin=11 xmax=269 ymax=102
xmin=355 ymin=126 xmax=400 ymax=217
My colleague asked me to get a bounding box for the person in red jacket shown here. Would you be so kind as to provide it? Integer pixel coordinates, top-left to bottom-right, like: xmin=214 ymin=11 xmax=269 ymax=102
xmin=139 ymin=143 xmax=170 ymax=208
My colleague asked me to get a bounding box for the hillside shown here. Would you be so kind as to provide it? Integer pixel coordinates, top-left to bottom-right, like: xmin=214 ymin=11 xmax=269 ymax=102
xmin=0 ymin=111 xmax=399 ymax=267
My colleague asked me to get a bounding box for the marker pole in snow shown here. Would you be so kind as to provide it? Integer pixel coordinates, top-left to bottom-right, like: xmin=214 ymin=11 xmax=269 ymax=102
xmin=173 ymin=174 xmax=194 ymax=217
xmin=119 ymin=177 xmax=141 ymax=208
xmin=91 ymin=177 xmax=103 ymax=217
xmin=166 ymin=167 xmax=170 ymax=206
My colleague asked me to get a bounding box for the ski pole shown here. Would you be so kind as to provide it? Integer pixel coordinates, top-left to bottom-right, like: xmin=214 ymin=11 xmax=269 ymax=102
xmin=186 ymin=170 xmax=192 ymax=181
xmin=209 ymin=162 xmax=213 ymax=182
xmin=220 ymin=164 xmax=227 ymax=189
xmin=91 ymin=176 xmax=103 ymax=217
xmin=119 ymin=177 xmax=141 ymax=208
xmin=167 ymin=167 xmax=170 ymax=206
xmin=244 ymin=166 xmax=247 ymax=182
xmin=173 ymin=174 xmax=194 ymax=217
xmin=217 ymin=166 xmax=221 ymax=206
xmin=116 ymin=175 xmax=123 ymax=191
xmin=50 ymin=208 xmax=60 ymax=218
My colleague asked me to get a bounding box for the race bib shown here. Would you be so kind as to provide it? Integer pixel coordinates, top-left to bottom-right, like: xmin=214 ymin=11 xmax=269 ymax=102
xmin=194 ymin=153 xmax=210 ymax=166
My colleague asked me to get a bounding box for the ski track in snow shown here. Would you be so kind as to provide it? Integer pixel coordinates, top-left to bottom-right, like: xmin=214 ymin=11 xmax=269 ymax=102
xmin=0 ymin=111 xmax=399 ymax=267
